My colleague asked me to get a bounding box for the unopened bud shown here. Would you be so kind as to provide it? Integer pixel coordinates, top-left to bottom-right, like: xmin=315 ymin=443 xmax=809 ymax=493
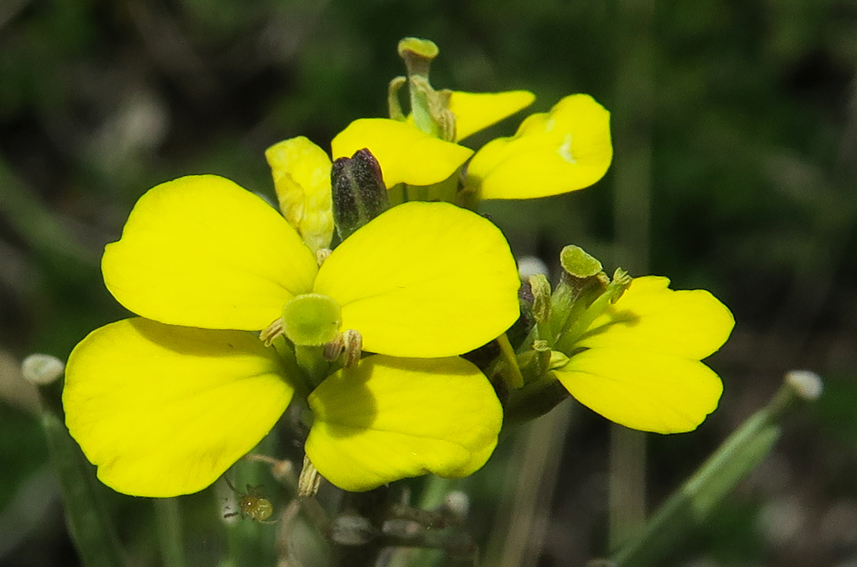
xmin=785 ymin=370 xmax=823 ymax=401
xmin=518 ymin=256 xmax=549 ymax=280
xmin=21 ymin=354 xmax=64 ymax=386
xmin=270 ymin=459 xmax=295 ymax=483
xmin=330 ymin=513 xmax=376 ymax=546
xmin=331 ymin=149 xmax=390 ymax=240
xmin=442 ymin=491 xmax=470 ymax=520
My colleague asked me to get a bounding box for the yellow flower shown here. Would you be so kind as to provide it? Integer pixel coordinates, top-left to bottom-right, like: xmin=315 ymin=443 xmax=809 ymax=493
xmin=331 ymin=90 xmax=535 ymax=189
xmin=553 ymin=276 xmax=734 ymax=433
xmin=465 ymin=94 xmax=613 ymax=200
xmin=65 ymin=323 xmax=503 ymax=496
xmin=100 ymin=175 xmax=519 ymax=356
xmin=63 ymin=175 xmax=518 ymax=496
xmin=332 ymin=92 xmax=611 ymax=202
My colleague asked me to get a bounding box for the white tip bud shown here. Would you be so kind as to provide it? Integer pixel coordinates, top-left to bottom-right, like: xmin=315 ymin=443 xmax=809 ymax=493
xmin=518 ymin=256 xmax=549 ymax=281
xmin=330 ymin=513 xmax=376 ymax=546
xmin=442 ymin=490 xmax=470 ymax=520
xmin=784 ymin=370 xmax=823 ymax=401
xmin=270 ymin=459 xmax=295 ymax=483
xmin=21 ymin=354 xmax=65 ymax=386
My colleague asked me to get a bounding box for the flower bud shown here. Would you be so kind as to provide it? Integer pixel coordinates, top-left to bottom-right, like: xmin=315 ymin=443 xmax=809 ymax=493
xmin=265 ymin=137 xmax=333 ymax=253
xmin=785 ymin=370 xmax=823 ymax=401
xmin=331 ymin=149 xmax=390 ymax=240
xmin=330 ymin=513 xmax=376 ymax=546
xmin=21 ymin=354 xmax=64 ymax=386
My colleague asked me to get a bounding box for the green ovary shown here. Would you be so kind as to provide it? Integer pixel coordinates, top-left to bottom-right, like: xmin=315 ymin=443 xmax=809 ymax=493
xmin=282 ymin=294 xmax=342 ymax=346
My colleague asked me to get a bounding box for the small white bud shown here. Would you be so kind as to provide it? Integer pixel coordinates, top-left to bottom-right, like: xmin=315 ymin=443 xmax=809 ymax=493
xmin=330 ymin=513 xmax=376 ymax=546
xmin=518 ymin=256 xmax=549 ymax=281
xmin=784 ymin=370 xmax=823 ymax=401
xmin=442 ymin=490 xmax=470 ymax=520
xmin=21 ymin=354 xmax=64 ymax=386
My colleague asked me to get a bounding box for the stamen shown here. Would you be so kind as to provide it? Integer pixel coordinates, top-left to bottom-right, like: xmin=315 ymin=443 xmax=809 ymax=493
xmin=343 ymin=329 xmax=363 ymax=368
xmin=298 ymin=455 xmax=322 ymax=497
xmin=323 ymin=333 xmax=345 ymax=361
xmin=317 ymin=248 xmax=331 ymax=266
xmin=259 ymin=318 xmax=284 ymax=346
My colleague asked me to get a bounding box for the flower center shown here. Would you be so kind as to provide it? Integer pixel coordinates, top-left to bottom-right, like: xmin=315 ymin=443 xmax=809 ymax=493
xmin=282 ymin=294 xmax=342 ymax=346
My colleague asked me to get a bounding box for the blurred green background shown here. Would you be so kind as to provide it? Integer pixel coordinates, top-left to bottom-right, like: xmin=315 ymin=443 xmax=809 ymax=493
xmin=2 ymin=0 xmax=857 ymax=565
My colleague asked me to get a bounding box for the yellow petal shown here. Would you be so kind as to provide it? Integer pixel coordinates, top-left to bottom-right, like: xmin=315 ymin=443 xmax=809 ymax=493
xmin=552 ymin=276 xmax=734 ymax=433
xmin=580 ymin=276 xmax=735 ymax=360
xmin=466 ymin=94 xmax=613 ymax=200
xmin=313 ymin=201 xmax=520 ymax=357
xmin=331 ymin=119 xmax=473 ymax=188
xmin=265 ymin=137 xmax=334 ymax=253
xmin=553 ymin=348 xmax=723 ymax=433
xmin=448 ymin=90 xmax=536 ymax=141
xmin=306 ymin=355 xmax=502 ymax=492
xmin=102 ymin=175 xmax=318 ymax=330
xmin=63 ymin=318 xmax=293 ymax=497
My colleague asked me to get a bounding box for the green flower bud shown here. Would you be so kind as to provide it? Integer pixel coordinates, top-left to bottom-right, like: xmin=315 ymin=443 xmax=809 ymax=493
xmin=331 ymin=149 xmax=390 ymax=240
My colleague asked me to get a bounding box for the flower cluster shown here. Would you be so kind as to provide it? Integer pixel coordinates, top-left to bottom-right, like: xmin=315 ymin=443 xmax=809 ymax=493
xmin=62 ymin=37 xmax=733 ymax=499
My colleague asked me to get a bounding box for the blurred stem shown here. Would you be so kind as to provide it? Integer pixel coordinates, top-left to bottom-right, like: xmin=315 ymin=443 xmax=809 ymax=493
xmin=610 ymin=372 xmax=820 ymax=567
xmin=502 ymin=377 xmax=569 ymax=432
xmin=387 ymin=476 xmax=481 ymax=567
xmin=611 ymin=0 xmax=654 ymax=549
xmin=37 ymin=380 xmax=126 ymax=567
xmin=608 ymin=426 xmax=647 ymax=551
xmin=484 ymin=403 xmax=573 ymax=567
xmin=0 ymin=159 xmax=98 ymax=265
xmin=155 ymin=498 xmax=187 ymax=567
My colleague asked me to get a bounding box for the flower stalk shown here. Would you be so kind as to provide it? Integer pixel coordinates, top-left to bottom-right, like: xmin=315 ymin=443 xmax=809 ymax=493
xmin=609 ymin=371 xmax=823 ymax=567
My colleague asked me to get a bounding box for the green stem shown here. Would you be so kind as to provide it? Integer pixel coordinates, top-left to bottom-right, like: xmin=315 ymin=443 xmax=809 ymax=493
xmin=37 ymin=381 xmax=127 ymax=567
xmin=608 ymin=426 xmax=647 ymax=551
xmin=502 ymin=377 xmax=569 ymax=432
xmin=155 ymin=498 xmax=187 ymax=567
xmin=495 ymin=333 xmax=524 ymax=389
xmin=610 ymin=372 xmax=820 ymax=567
